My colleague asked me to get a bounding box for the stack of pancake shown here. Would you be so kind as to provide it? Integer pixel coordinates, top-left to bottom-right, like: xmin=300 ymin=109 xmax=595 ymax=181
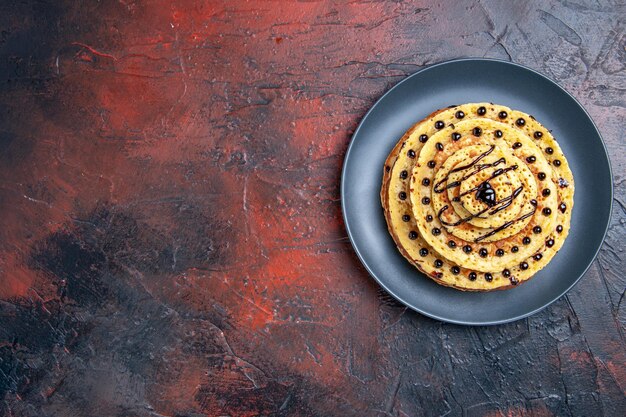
xmin=381 ymin=103 xmax=574 ymax=291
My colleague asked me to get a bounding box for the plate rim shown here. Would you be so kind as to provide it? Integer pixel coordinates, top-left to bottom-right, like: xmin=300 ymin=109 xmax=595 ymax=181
xmin=340 ymin=57 xmax=614 ymax=326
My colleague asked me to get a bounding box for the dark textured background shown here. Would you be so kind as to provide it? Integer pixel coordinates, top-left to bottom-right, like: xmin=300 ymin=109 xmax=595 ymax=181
xmin=0 ymin=1 xmax=624 ymax=416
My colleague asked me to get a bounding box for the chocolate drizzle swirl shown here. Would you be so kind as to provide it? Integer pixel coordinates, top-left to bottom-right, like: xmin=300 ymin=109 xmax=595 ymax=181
xmin=452 ymin=164 xmax=519 ymax=201
xmin=437 ymin=186 xmax=524 ymax=227
xmin=473 ymin=204 xmax=537 ymax=242
xmin=431 ymin=142 xmax=530 ymax=237
xmin=433 ymin=145 xmax=496 ymax=193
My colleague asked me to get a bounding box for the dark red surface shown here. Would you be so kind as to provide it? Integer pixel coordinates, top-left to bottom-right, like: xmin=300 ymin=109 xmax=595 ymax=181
xmin=0 ymin=1 xmax=624 ymax=416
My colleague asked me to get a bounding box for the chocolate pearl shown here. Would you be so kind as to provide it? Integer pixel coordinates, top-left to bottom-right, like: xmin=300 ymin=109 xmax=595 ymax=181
xmin=479 ymin=248 xmax=488 ymax=258
xmin=452 ymin=132 xmax=461 ymax=141
xmin=556 ymin=225 xmax=563 ymax=233
xmin=434 ymin=259 xmax=443 ymax=268
xmin=513 ymin=142 xmax=522 ymax=149
xmin=435 ymin=121 xmax=445 ymax=129
xmin=422 ymin=197 xmax=431 ymax=205
xmin=463 ymin=245 xmax=472 ymax=253
xmin=402 ymin=214 xmax=410 ymax=222
xmin=542 ymin=188 xmax=551 ymax=197
xmin=495 ymin=249 xmax=505 ymax=257
xmin=511 ymin=246 xmax=519 ymax=253
xmin=520 ymin=261 xmax=529 ymax=270
xmin=419 ymin=134 xmax=428 ymax=143
xmin=434 ymin=272 xmax=443 ymax=279
xmin=553 ymin=159 xmax=561 ymax=166
xmin=523 ymin=237 xmax=531 ymax=245
xmin=400 ymin=170 xmax=408 ymax=179
xmin=409 ymin=231 xmax=418 ymax=240
xmin=436 ymin=142 xmax=444 ymax=151
xmin=385 ymin=166 xmax=390 ymax=172
xmin=427 ymin=160 xmax=436 ymax=168
xmin=426 ymin=215 xmax=433 ymax=222
xmin=533 ymin=253 xmax=543 ymax=261
xmin=448 ymin=240 xmax=457 ymax=248
xmin=422 ymin=178 xmax=431 ymax=186
xmin=545 ymin=147 xmax=554 ymax=155
xmin=502 ymin=269 xmax=511 ymax=277
xmin=538 ymin=172 xmax=547 ymax=180
xmin=542 ymin=207 xmax=552 ymax=216
xmin=407 ymin=149 xmax=416 ymax=158
xmin=432 ymin=227 xmax=441 ymax=236
xmin=451 ymin=266 xmax=460 ymax=274
xmin=468 ymin=272 xmax=477 ymax=281
xmin=526 ymin=156 xmax=536 ymax=163
xmin=419 ymin=248 xmax=428 ymax=257
xmin=477 ymin=106 xmax=486 ymax=115
xmin=546 ymin=238 xmax=555 ymax=247
xmin=516 ymin=118 xmax=525 ymax=126
xmin=485 ymin=273 xmax=493 ymax=282
xmin=534 ymin=131 xmax=543 ymax=139
xmin=559 ymin=203 xmax=567 ymax=213
xmin=510 ymin=276 xmax=519 ymax=285
xmin=495 ymin=130 xmax=503 ymax=138
xmin=399 ymin=192 xmax=407 ymax=200
xmin=472 ymin=127 xmax=482 ymax=137
xmin=498 ymin=111 xmax=508 ymax=119
xmin=455 ymin=110 xmax=465 ymax=119
xmin=533 ymin=226 xmax=542 ymax=234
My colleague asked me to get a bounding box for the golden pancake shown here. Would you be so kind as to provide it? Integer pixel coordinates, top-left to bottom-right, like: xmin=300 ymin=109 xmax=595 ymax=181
xmin=381 ymin=103 xmax=574 ymax=291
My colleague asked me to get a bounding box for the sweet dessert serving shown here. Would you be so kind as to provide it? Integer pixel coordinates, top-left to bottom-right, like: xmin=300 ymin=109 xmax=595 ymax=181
xmin=381 ymin=103 xmax=574 ymax=291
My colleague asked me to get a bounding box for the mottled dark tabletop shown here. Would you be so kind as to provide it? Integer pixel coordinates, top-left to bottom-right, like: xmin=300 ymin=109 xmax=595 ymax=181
xmin=0 ymin=1 xmax=624 ymax=416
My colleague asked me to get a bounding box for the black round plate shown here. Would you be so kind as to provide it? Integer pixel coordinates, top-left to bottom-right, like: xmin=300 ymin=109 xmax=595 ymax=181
xmin=341 ymin=58 xmax=613 ymax=325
